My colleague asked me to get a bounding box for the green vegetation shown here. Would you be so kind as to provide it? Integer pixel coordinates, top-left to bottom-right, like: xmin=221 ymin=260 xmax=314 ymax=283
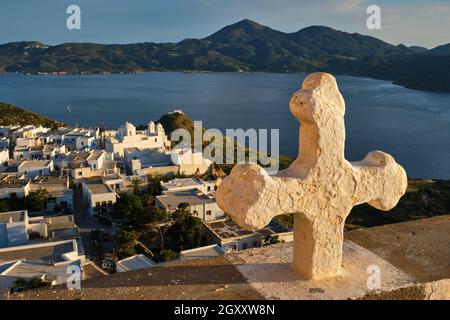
xmin=262 ymin=234 xmax=282 ymax=246
xmin=0 ymin=102 xmax=65 ymax=129
xmin=11 ymin=277 xmax=52 ymax=293
xmin=346 ymin=179 xmax=450 ymax=229
xmin=113 ymin=175 xmax=207 ymax=260
xmin=0 ymin=189 xmax=51 ymax=213
xmin=0 ymin=20 xmax=448 ymax=91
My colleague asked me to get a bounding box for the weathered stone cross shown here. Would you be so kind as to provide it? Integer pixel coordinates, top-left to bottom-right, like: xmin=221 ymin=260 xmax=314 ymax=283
xmin=216 ymin=72 xmax=407 ymax=280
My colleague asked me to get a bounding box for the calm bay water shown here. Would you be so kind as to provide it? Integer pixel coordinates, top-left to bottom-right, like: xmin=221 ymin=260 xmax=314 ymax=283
xmin=0 ymin=72 xmax=449 ymax=179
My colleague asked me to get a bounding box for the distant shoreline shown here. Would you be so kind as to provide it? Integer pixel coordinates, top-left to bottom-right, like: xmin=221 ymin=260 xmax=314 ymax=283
xmin=2 ymin=70 xmax=450 ymax=94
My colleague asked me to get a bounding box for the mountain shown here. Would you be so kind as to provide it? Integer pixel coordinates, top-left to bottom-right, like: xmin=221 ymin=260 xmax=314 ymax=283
xmin=0 ymin=102 xmax=65 ymax=129
xmin=427 ymin=43 xmax=450 ymax=56
xmin=0 ymin=19 xmax=449 ymax=91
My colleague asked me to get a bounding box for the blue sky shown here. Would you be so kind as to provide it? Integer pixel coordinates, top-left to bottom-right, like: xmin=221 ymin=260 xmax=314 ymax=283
xmin=0 ymin=0 xmax=449 ymax=48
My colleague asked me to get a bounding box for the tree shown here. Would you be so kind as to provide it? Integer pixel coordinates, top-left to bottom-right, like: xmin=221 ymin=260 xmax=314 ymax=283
xmin=25 ymin=189 xmax=50 ymax=211
xmin=146 ymin=180 xmax=162 ymax=197
xmin=177 ymin=202 xmax=190 ymax=211
xmin=167 ymin=209 xmax=204 ymax=250
xmin=155 ymin=249 xmax=180 ymax=263
xmin=116 ymin=229 xmax=139 ymax=258
xmin=11 ymin=277 xmax=51 ymax=292
xmin=114 ymin=192 xmax=143 ymax=223
xmin=143 ymin=193 xmax=155 ymax=207
xmin=130 ymin=177 xmax=143 ymax=195
xmin=139 ymin=206 xmax=171 ymax=250
xmin=262 ymin=234 xmax=281 ymax=246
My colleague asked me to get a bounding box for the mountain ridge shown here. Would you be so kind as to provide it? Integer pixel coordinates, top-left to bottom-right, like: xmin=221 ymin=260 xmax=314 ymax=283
xmin=0 ymin=19 xmax=449 ymax=92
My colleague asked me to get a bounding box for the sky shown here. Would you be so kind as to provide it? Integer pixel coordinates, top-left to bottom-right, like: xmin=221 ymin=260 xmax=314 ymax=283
xmin=0 ymin=0 xmax=449 ymax=48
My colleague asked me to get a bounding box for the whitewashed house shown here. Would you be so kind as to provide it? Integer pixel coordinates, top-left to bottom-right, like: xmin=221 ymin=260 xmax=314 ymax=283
xmin=105 ymin=121 xmax=169 ymax=157
xmin=17 ymin=160 xmax=53 ymax=177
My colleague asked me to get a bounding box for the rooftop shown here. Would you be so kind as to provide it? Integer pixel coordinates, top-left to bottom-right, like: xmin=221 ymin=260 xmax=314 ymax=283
xmin=19 ymin=160 xmax=52 ymax=168
xmin=116 ymin=254 xmax=156 ymax=272
xmin=87 ymin=150 xmax=105 ymax=161
xmin=157 ymin=189 xmax=215 ymax=209
xmin=1 ymin=259 xmax=81 ymax=280
xmin=0 ymin=210 xmax=27 ymax=224
xmin=207 ymin=219 xmax=254 ymax=239
xmin=0 ymin=177 xmax=30 ymax=189
xmin=180 ymin=244 xmax=225 ymax=261
xmin=31 ymin=175 xmax=68 ymax=186
xmin=84 ymin=181 xmax=114 ymax=195
xmin=161 ymin=178 xmax=203 ymax=191
xmin=0 ymin=240 xmax=81 ymax=264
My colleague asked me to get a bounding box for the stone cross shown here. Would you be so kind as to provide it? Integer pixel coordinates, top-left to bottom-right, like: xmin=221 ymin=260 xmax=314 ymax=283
xmin=216 ymin=72 xmax=407 ymax=280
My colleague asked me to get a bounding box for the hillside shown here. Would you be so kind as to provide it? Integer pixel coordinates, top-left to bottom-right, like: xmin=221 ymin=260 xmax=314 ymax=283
xmin=1 ymin=19 xmax=449 ymax=91
xmin=0 ymin=102 xmax=65 ymax=129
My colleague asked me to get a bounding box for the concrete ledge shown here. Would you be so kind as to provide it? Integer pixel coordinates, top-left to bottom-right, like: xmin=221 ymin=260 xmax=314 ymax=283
xmin=360 ymin=279 xmax=450 ymax=300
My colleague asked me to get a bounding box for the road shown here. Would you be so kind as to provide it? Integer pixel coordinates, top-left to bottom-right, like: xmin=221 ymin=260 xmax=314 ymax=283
xmin=72 ymin=188 xmax=116 ymax=262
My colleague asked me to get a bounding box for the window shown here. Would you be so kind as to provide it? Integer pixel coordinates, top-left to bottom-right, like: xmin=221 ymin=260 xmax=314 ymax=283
xmin=206 ymin=210 xmax=212 ymax=216
xmin=78 ymin=172 xmax=82 ymax=176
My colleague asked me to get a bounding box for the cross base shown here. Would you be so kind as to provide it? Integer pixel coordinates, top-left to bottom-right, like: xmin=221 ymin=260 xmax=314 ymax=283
xmin=229 ymin=240 xmax=414 ymax=300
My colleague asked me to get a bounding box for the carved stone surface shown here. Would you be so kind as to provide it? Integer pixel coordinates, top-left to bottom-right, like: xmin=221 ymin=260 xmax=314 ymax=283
xmin=216 ymin=72 xmax=407 ymax=280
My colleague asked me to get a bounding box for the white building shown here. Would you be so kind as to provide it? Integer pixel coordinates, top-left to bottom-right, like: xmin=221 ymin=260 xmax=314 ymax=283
xmin=116 ymin=254 xmax=156 ymax=273
xmin=17 ymin=160 xmax=54 ymax=177
xmin=43 ymin=144 xmax=66 ymax=160
xmin=161 ymin=178 xmax=215 ymax=194
xmin=170 ymin=147 xmax=212 ymax=175
xmin=0 ymin=137 xmax=9 ymax=150
xmin=155 ymin=178 xmax=226 ymax=221
xmin=30 ymin=176 xmax=74 ymax=210
xmin=68 ymin=150 xmax=119 ymax=180
xmin=82 ymin=180 xmax=117 ymax=216
xmin=0 ymin=125 xmax=20 ymax=138
xmin=11 ymin=126 xmax=51 ymax=143
xmin=0 ymin=149 xmax=9 ymax=165
xmin=63 ymin=128 xmax=99 ymax=152
xmin=13 ymin=145 xmax=44 ymax=161
xmin=156 ymin=178 xmax=223 ymax=221
xmin=105 ymin=121 xmax=169 ymax=157
xmin=0 ymin=210 xmax=78 ymax=248
xmin=0 ymin=239 xmax=85 ymax=291
xmin=204 ymin=219 xmax=293 ymax=251
xmin=0 ymin=175 xmax=31 ymax=199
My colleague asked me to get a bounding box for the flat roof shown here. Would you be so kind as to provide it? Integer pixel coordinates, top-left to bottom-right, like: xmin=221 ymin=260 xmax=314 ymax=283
xmin=117 ymin=254 xmax=155 ymax=272
xmin=0 ymin=210 xmax=27 ymax=224
xmin=19 ymin=160 xmax=52 ymax=168
xmin=0 ymin=178 xmax=30 ymax=189
xmin=207 ymin=220 xmax=254 ymax=239
xmin=1 ymin=260 xmax=81 ymax=279
xmin=31 ymin=175 xmax=67 ymax=186
xmin=161 ymin=178 xmax=202 ymax=190
xmin=85 ymin=182 xmax=113 ymax=195
xmin=180 ymin=245 xmax=225 ymax=261
xmin=157 ymin=189 xmax=215 ymax=209
xmin=0 ymin=240 xmax=78 ymax=264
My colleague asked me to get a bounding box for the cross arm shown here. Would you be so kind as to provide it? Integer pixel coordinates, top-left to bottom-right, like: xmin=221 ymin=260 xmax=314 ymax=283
xmin=351 ymin=151 xmax=407 ymax=211
xmin=216 ymin=164 xmax=309 ymax=231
